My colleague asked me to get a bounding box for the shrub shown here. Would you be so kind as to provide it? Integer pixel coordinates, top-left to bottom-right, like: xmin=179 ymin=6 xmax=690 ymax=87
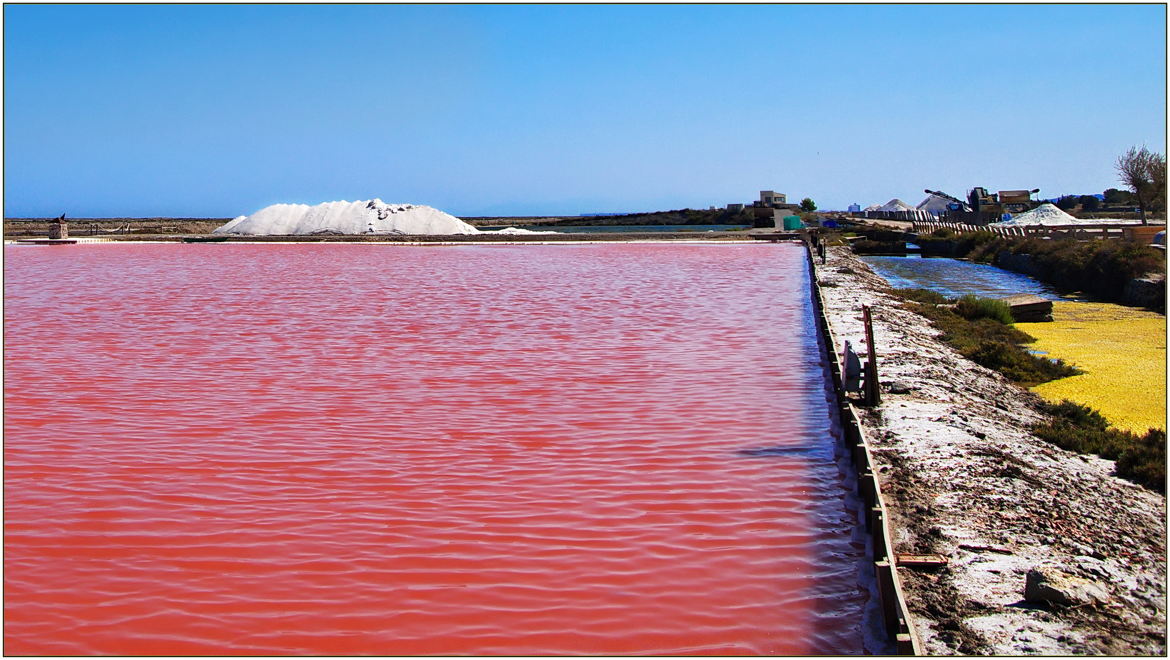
xmin=944 ymin=234 xmax=1165 ymax=306
xmin=851 ymin=239 xmax=907 ymax=254
xmin=954 ymin=295 xmax=1014 ymax=324
xmin=1033 ymin=400 xmax=1166 ymax=492
xmin=891 ymin=290 xmax=1080 ymax=387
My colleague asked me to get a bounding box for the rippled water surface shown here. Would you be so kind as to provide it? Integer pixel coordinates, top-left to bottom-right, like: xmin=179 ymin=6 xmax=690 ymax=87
xmin=863 ymin=255 xmax=1060 ymax=300
xmin=5 ymin=243 xmax=864 ymax=655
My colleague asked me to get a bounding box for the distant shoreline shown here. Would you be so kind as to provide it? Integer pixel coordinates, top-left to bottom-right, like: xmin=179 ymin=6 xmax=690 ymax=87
xmin=5 ymin=232 xmax=782 ymax=245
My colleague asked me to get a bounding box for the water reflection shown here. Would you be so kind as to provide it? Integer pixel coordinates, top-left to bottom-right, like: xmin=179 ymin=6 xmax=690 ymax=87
xmin=861 ymin=255 xmax=1060 ymax=300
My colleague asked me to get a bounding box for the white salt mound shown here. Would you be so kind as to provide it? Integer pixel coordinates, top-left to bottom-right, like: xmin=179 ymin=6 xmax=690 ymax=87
xmin=877 ymin=198 xmax=916 ymax=212
xmin=991 ymin=203 xmax=1080 ymax=227
xmin=214 ymin=199 xmax=479 ymax=236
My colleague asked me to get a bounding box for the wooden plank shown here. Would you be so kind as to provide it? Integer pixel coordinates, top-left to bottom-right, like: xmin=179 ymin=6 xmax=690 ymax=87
xmin=896 ymin=633 xmax=915 ymax=655
xmin=895 ymin=553 xmax=949 ymax=569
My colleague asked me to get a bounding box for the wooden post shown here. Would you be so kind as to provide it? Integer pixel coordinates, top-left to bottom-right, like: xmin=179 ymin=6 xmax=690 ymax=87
xmin=862 ymin=305 xmax=881 ymax=406
xmin=874 ymin=560 xmax=902 ymax=638
xmin=870 ymin=507 xmax=886 ymax=557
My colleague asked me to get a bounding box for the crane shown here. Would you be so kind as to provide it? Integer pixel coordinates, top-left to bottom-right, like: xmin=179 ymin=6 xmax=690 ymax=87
xmin=923 ymin=189 xmax=968 ymax=207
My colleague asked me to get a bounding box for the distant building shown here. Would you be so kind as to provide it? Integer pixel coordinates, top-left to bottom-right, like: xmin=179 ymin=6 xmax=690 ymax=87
xmin=847 ymin=203 xmax=861 ymax=213
xmin=758 ymin=190 xmax=787 ymax=206
xmin=724 ymin=189 xmax=802 ymax=227
xmin=747 ymin=190 xmax=801 ymax=227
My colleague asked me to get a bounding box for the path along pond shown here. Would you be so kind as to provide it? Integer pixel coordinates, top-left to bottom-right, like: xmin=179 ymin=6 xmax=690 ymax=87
xmin=4 ymin=242 xmax=873 ymax=655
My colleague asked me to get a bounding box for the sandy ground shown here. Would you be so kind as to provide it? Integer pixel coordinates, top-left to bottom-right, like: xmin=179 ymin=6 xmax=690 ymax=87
xmin=816 ymin=246 xmax=1166 ymax=655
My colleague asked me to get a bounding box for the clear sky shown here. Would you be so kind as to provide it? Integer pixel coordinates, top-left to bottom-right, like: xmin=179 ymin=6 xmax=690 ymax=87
xmin=4 ymin=3 xmax=1166 ymax=217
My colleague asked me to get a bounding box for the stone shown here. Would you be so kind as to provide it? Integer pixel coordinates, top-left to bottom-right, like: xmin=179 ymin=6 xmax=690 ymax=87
xmin=999 ymin=294 xmax=1053 ymax=322
xmin=1024 ymin=567 xmax=1109 ymax=607
xmin=887 ymin=380 xmax=912 ymax=394
xmin=1122 ymin=274 xmax=1165 ymax=309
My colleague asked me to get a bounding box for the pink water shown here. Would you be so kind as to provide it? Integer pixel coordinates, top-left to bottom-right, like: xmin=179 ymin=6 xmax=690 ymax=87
xmin=4 ymin=243 xmax=865 ymax=655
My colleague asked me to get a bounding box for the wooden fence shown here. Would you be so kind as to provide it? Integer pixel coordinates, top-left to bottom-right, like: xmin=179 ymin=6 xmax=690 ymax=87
xmin=861 ymin=210 xmax=934 ymax=222
xmin=912 ymin=220 xmax=1145 ymax=240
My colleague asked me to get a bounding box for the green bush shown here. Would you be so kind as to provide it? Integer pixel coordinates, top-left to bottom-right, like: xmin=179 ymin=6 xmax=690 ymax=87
xmin=958 ymin=235 xmax=1165 ymax=306
xmin=891 ymin=290 xmax=1080 ymax=387
xmin=1033 ymin=400 xmax=1166 ymax=492
xmin=954 ymin=295 xmax=1015 ymax=324
xmin=851 ymin=239 xmax=907 ymax=254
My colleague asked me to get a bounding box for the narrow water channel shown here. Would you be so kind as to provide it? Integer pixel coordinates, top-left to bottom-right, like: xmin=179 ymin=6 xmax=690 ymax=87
xmin=862 ymin=255 xmax=1061 ymax=300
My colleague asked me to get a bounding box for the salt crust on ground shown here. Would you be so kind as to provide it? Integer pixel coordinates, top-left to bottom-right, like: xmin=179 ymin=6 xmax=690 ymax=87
xmin=488 ymin=227 xmax=560 ymax=235
xmin=817 ymin=246 xmax=1165 ymax=655
xmin=213 ymin=200 xmax=479 ymax=235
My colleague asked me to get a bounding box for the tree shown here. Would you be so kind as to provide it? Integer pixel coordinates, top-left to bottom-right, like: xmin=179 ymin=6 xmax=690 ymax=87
xmin=1078 ymin=195 xmax=1101 ymax=212
xmin=1055 ymin=195 xmax=1079 ymax=211
xmin=800 ymin=197 xmax=817 ymax=212
xmin=1103 ymin=188 xmax=1134 ymax=205
xmin=1151 ymin=153 xmax=1167 ymax=212
xmin=1116 ymin=146 xmax=1166 ymax=224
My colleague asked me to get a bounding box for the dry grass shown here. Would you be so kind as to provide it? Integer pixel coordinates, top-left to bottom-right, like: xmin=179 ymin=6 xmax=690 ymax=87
xmin=1016 ymin=302 xmax=1166 ymax=433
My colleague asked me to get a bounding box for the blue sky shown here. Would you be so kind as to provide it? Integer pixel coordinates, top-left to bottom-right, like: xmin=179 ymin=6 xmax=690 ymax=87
xmin=4 ymin=4 xmax=1166 ymax=217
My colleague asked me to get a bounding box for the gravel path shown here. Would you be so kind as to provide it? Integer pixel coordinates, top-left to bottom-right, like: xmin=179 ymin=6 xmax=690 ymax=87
xmin=816 ymin=246 xmax=1166 ymax=655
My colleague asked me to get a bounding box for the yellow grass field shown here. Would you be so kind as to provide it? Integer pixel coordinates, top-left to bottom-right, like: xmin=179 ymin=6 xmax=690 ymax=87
xmin=1016 ymin=301 xmax=1166 ymax=433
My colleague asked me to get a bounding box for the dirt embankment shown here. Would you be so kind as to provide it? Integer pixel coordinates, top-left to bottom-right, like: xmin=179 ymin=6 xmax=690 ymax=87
xmin=816 ymin=246 xmax=1166 ymax=655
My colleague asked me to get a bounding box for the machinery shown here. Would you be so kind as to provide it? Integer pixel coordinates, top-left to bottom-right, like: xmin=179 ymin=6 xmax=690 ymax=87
xmin=949 ymin=187 xmax=1042 ymax=224
xmin=967 ymin=187 xmax=1001 ymax=218
xmin=997 ymin=189 xmax=1042 ymax=214
xmin=923 ymin=189 xmax=970 ymax=212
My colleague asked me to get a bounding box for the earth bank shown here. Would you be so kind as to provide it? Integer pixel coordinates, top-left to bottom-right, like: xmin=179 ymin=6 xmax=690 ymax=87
xmin=816 ymin=245 xmax=1166 ymax=655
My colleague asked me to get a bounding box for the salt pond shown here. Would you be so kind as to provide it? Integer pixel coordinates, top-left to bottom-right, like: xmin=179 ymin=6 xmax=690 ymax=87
xmin=4 ymin=242 xmax=870 ymax=655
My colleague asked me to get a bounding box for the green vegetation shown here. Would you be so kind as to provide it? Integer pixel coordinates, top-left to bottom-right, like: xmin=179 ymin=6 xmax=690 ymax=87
xmin=893 ymin=286 xmax=1163 ymax=491
xmin=964 ymin=236 xmax=1166 ymax=309
xmin=891 ymin=289 xmax=1080 ymax=386
xmin=872 ymin=226 xmax=1166 ymax=309
xmin=1116 ymin=145 xmax=1167 ymax=223
xmin=467 ymin=207 xmax=755 ymax=227
xmin=1032 ymin=400 xmax=1166 ymax=492
xmin=800 ymin=197 xmax=817 ymax=212
xmin=1103 ymin=187 xmax=1137 ymax=205
xmin=848 ymin=227 xmax=912 ymax=254
xmin=914 ymin=229 xmax=999 ymax=257
xmin=954 ymin=295 xmax=1014 ymax=325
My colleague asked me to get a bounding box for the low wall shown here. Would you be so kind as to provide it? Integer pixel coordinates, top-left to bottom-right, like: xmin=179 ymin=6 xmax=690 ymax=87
xmin=805 ymin=242 xmax=921 ymax=655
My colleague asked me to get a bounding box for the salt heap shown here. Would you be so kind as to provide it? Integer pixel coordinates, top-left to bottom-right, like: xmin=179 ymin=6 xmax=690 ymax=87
xmin=991 ymin=203 xmax=1078 ymax=227
xmin=876 ymin=198 xmax=916 ymax=212
xmin=213 ymin=199 xmax=479 ymax=236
